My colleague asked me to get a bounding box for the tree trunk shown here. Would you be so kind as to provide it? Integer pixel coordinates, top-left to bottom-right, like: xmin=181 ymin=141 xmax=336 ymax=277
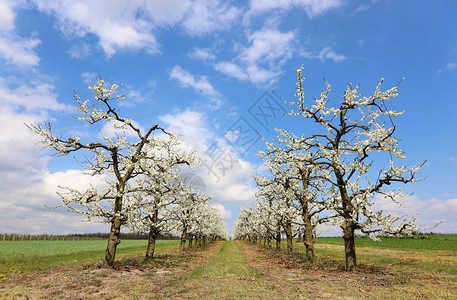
xmin=342 ymin=220 xmax=356 ymax=271
xmin=145 ymin=209 xmax=159 ymax=260
xmin=275 ymin=229 xmax=281 ymax=250
xmin=300 ymin=170 xmax=315 ymax=262
xmin=180 ymin=230 xmax=187 ymax=250
xmin=145 ymin=227 xmax=158 ymax=260
xmin=303 ymin=205 xmax=315 ymax=262
xmin=105 ymin=215 xmax=121 ymax=267
xmin=304 ymin=218 xmax=315 ymax=262
xmin=188 ymin=235 xmax=193 ymax=248
xmin=296 ymin=229 xmax=302 ymax=243
xmin=285 ymin=222 xmax=293 ymax=254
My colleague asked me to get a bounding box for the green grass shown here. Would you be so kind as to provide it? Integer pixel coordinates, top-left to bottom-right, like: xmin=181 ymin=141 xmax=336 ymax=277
xmin=167 ymin=241 xmax=279 ymax=299
xmin=190 ymin=241 xmax=261 ymax=279
xmin=264 ymin=234 xmax=457 ymax=275
xmin=301 ymin=234 xmax=457 ymax=275
xmin=0 ymin=239 xmax=179 ymax=273
xmin=315 ymin=234 xmax=457 ymax=251
xmin=313 ymin=246 xmax=457 ymax=275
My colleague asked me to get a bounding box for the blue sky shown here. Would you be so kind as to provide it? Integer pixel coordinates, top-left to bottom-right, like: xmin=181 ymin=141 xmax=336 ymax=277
xmin=1 ymin=0 xmax=456 ymax=236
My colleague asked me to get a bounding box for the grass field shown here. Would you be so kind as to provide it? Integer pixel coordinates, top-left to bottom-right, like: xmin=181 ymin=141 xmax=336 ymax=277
xmin=0 ymin=239 xmax=179 ymax=273
xmin=315 ymin=234 xmax=457 ymax=251
xmin=306 ymin=235 xmax=457 ymax=275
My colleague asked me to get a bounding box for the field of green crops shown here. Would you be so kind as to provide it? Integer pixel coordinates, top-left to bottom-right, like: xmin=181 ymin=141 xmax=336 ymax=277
xmin=315 ymin=234 xmax=457 ymax=251
xmin=0 ymin=239 xmax=179 ymax=272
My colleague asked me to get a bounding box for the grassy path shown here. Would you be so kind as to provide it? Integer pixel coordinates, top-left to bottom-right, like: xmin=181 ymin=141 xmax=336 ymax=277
xmin=167 ymin=241 xmax=280 ymax=299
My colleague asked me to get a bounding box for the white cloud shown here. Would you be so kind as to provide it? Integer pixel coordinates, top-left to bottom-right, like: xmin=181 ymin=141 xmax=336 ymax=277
xmin=124 ymin=87 xmax=146 ymax=104
xmin=444 ymin=62 xmax=457 ymax=71
xmin=32 ymin=0 xmax=168 ymax=56
xmin=315 ymin=46 xmax=346 ymax=62
xmin=0 ymin=79 xmax=110 ymax=234
xmin=199 ymin=145 xmax=257 ymax=203
xmin=159 ymin=109 xmax=258 ymax=205
xmin=0 ymin=78 xmax=67 ymax=111
xmin=0 ymin=105 xmax=47 ymax=174
xmin=245 ymin=65 xmax=279 ymax=86
xmin=248 ymin=0 xmax=342 ymax=18
xmin=0 ymin=34 xmax=41 ymax=66
xmin=437 ymin=62 xmax=457 ymax=73
xmin=212 ymin=26 xmax=344 ymax=86
xmin=32 ymin=0 xmax=242 ymax=57
xmin=214 ymin=62 xmax=248 ymax=81
xmin=116 ymin=84 xmax=149 ymax=108
xmin=352 ymin=4 xmax=371 ymax=14
xmin=0 ymin=74 xmax=114 ymax=234
xmin=211 ymin=203 xmax=232 ymax=220
xmin=169 ymin=65 xmax=220 ymax=98
xmin=169 ymin=65 xmax=222 ymax=108
xmin=213 ymin=28 xmax=295 ymax=86
xmin=69 ymin=43 xmax=91 ymax=59
xmin=142 ymin=0 xmax=191 ymax=25
xmin=0 ymin=167 xmax=108 ymax=234
xmin=0 ymin=1 xmax=41 ymax=67
xmin=0 ymin=77 xmax=66 ymax=183
xmin=159 ymin=109 xmax=213 ymax=146
xmin=0 ymin=0 xmax=17 ymax=31
xmin=81 ymin=72 xmax=97 ymax=84
xmin=446 ymin=62 xmax=457 ymax=70
xmin=189 ymin=47 xmax=216 ymax=61
xmin=241 ymin=29 xmax=295 ymax=66
xmin=182 ymin=0 xmax=242 ymax=36
xmin=371 ymin=195 xmax=457 ymax=233
xmin=301 ymin=46 xmax=346 ymax=62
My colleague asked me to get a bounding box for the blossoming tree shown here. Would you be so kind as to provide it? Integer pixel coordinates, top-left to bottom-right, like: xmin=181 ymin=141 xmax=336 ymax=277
xmin=28 ymin=79 xmax=169 ymax=267
xmin=259 ymin=129 xmax=327 ymax=261
xmin=287 ymin=67 xmax=424 ymax=270
xmin=254 ymin=169 xmax=299 ymax=254
xmin=126 ymin=135 xmax=198 ymax=260
xmin=171 ymin=192 xmax=212 ymax=250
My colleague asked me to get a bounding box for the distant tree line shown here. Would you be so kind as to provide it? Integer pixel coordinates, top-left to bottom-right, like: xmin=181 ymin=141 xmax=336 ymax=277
xmin=0 ymin=232 xmax=180 ymax=241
